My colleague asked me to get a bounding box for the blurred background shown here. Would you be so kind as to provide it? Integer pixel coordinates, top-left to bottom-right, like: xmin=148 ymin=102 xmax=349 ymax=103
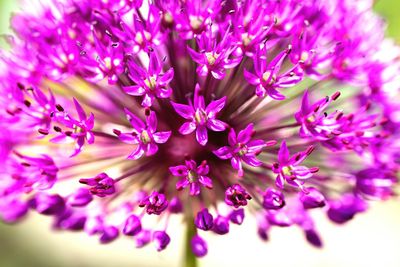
xmin=1 ymin=1 xmax=400 ymax=267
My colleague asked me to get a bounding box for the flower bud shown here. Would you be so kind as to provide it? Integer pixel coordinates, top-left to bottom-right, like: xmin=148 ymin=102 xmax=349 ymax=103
xmin=299 ymin=187 xmax=325 ymax=209
xmin=153 ymin=231 xmax=170 ymax=251
xmin=262 ymin=188 xmax=285 ymax=210
xmin=194 ymin=208 xmax=213 ymax=231
xmin=191 ymin=235 xmax=208 ymax=257
xmin=123 ymin=214 xmax=142 ymax=236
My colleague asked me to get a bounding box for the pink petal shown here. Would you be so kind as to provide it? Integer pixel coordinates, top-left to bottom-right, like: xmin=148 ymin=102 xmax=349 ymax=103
xmin=124 ymin=108 xmax=145 ymax=131
xmin=189 ymin=182 xmax=201 ymax=196
xmin=146 ymin=143 xmax=158 ymax=156
xmin=50 ymin=135 xmax=74 ymax=144
xmin=159 ymin=68 xmax=174 ymax=85
xmin=275 ymin=174 xmax=285 ymax=189
xmin=176 ymin=178 xmax=190 ymax=190
xmin=148 ymin=52 xmax=161 ymax=76
xmin=211 ymin=69 xmax=225 ymax=80
xmin=247 ymin=140 xmax=266 ymax=153
xmin=206 ymin=119 xmax=226 ymax=132
xmin=141 ymin=94 xmax=154 ymax=107
xmin=205 ymin=96 xmax=226 ymax=117
xmin=194 ymin=84 xmax=205 ymax=109
xmin=124 ymin=85 xmax=145 ymax=96
xmin=179 ymin=122 xmax=196 ymax=135
xmin=146 ymin=111 xmax=157 ymax=132
xmin=73 ymin=98 xmax=87 ymax=121
xmin=244 ymin=69 xmax=260 ymax=85
xmin=196 ymin=126 xmax=208 ymax=146
xmin=197 ymin=65 xmax=209 ymax=77
xmin=213 ymin=146 xmax=233 ymax=160
xmin=237 ymin=123 xmax=254 ymax=144
xmin=127 ymin=146 xmax=144 ymax=160
xmin=153 ymin=131 xmax=171 ymax=144
xmin=242 ymin=155 xmax=262 ymax=167
xmin=118 ymin=133 xmax=139 ymax=144
xmin=197 ymin=164 xmax=209 ymax=175
xmin=169 ymin=165 xmax=188 ymax=176
xmin=199 ymin=176 xmax=213 ymax=189
xmin=171 ymin=102 xmax=194 ymax=119
xmin=228 ymin=128 xmax=237 ymax=146
xmin=278 ymin=141 xmax=290 ymax=164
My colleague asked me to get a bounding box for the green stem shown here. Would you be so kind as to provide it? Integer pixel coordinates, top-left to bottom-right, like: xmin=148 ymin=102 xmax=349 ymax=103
xmin=183 ymin=223 xmax=198 ymax=267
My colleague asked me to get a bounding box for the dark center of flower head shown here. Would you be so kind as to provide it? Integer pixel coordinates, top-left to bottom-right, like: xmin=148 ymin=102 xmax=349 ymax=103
xmin=1 ymin=0 xmax=398 ymax=260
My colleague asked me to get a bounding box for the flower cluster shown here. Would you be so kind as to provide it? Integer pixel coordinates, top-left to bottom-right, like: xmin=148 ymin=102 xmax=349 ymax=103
xmin=0 ymin=0 xmax=399 ymax=260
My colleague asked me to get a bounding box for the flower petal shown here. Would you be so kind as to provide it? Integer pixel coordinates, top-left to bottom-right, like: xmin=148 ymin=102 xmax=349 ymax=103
xmin=127 ymin=146 xmax=145 ymax=160
xmin=153 ymin=131 xmax=171 ymax=144
xmin=213 ymin=146 xmax=233 ymax=160
xmin=196 ymin=126 xmax=208 ymax=146
xmin=124 ymin=85 xmax=145 ymax=96
xmin=205 ymin=97 xmax=226 ymax=118
xmin=171 ymin=102 xmax=194 ymax=119
xmin=179 ymin=122 xmax=196 ymax=135
xmin=206 ymin=119 xmax=226 ymax=132
xmin=278 ymin=141 xmax=290 ymax=164
xmin=199 ymin=176 xmax=213 ymax=189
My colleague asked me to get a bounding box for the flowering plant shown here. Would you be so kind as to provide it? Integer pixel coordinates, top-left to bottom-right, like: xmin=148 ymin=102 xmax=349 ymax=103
xmin=0 ymin=0 xmax=399 ymax=264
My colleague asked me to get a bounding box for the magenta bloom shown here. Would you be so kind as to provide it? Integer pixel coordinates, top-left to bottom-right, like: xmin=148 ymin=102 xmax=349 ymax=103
xmin=169 ymin=159 xmax=213 ymax=196
xmin=188 ymin=29 xmax=242 ymax=79
xmin=79 ymin=173 xmax=116 ymax=198
xmin=124 ymin=52 xmax=174 ymax=107
xmin=50 ymin=98 xmax=95 ymax=157
xmin=213 ymin=124 xmax=276 ymax=177
xmin=171 ymin=84 xmax=227 ymax=146
xmin=244 ymin=46 xmax=303 ymax=100
xmin=115 ymin=109 xmax=171 ymax=160
xmin=224 ymin=184 xmax=252 ymax=208
xmin=1 ymin=0 xmax=399 ymax=261
xmin=139 ymin=191 xmax=169 ymax=215
xmin=273 ymin=141 xmax=318 ymax=191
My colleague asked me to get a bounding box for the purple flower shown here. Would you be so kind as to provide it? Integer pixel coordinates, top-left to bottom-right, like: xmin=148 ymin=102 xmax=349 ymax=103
xmin=295 ymin=90 xmax=343 ymax=140
xmin=224 ymin=184 xmax=252 ymax=208
xmin=139 ymin=191 xmax=169 ymax=215
xmin=171 ymin=84 xmax=227 ymax=146
xmin=124 ymin=52 xmax=174 ymax=107
xmin=10 ymin=152 xmax=58 ymax=191
xmin=1 ymin=0 xmax=399 ymax=259
xmin=244 ymin=46 xmax=302 ymax=100
xmin=174 ymin=0 xmax=221 ymax=39
xmin=169 ymin=159 xmax=213 ymax=195
xmin=50 ymin=98 xmax=95 ymax=157
xmin=188 ymin=29 xmax=242 ymax=79
xmin=79 ymin=173 xmax=116 ymax=198
xmin=115 ymin=109 xmax=171 ymax=159
xmin=272 ymin=141 xmax=318 ymax=191
xmin=214 ymin=123 xmax=275 ymax=177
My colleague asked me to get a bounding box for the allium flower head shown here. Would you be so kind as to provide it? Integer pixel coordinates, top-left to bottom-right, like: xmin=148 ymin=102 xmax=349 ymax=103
xmin=1 ymin=0 xmax=400 ymax=261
